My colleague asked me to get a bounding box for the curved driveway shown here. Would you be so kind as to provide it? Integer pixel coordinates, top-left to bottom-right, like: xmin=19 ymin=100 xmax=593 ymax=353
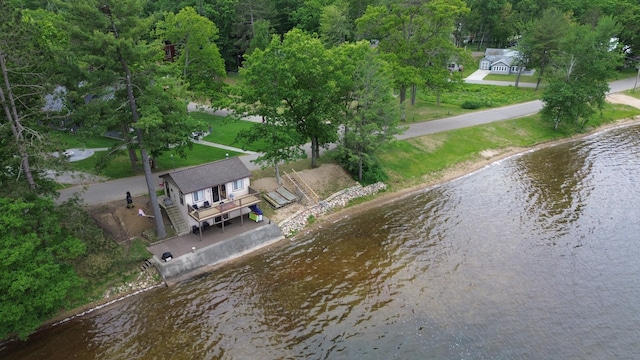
xmin=56 ymin=77 xmax=639 ymax=206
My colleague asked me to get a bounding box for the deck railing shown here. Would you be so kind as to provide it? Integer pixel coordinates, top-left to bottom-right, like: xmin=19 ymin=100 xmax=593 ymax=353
xmin=188 ymin=187 xmax=261 ymax=222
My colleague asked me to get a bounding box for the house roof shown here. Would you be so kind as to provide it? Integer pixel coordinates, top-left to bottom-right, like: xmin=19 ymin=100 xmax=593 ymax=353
xmin=481 ymin=48 xmax=520 ymax=67
xmin=159 ymin=157 xmax=251 ymax=194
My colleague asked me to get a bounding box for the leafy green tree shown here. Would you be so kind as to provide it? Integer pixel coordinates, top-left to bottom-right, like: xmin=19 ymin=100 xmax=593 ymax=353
xmin=356 ymin=0 xmax=469 ymax=105
xmin=541 ymin=17 xmax=622 ymax=129
xmin=335 ymin=42 xmax=404 ymax=182
xmin=291 ymin=0 xmax=332 ymax=33
xmin=319 ymin=2 xmax=352 ymax=47
xmin=154 ymin=6 xmax=227 ymax=105
xmin=518 ymin=7 xmax=571 ymax=90
xmin=0 ymin=197 xmax=85 ymax=340
xmin=234 ymin=29 xmax=343 ymax=168
xmin=236 ymin=121 xmax=306 ymax=185
xmin=0 ymin=3 xmax=70 ymax=197
xmin=464 ymin=0 xmax=509 ymax=48
xmin=246 ymin=19 xmax=273 ymax=55
xmin=270 ymin=0 xmax=305 ymax=34
xmin=234 ymin=0 xmax=275 ymax=60
xmin=61 ymin=0 xmax=202 ymax=239
xmin=614 ymin=1 xmax=640 ymax=57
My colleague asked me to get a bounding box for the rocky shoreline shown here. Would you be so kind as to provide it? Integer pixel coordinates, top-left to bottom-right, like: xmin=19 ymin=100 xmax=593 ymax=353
xmin=278 ymin=182 xmax=388 ymax=236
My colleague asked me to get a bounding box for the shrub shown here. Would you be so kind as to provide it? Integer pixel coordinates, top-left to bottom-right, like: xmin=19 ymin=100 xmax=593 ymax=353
xmin=461 ymin=101 xmax=482 ymax=109
xmin=334 ymin=151 xmax=388 ymax=185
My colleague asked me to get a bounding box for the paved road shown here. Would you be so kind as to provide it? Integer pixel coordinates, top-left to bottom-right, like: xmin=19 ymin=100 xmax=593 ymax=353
xmin=56 ymin=76 xmax=639 ymax=206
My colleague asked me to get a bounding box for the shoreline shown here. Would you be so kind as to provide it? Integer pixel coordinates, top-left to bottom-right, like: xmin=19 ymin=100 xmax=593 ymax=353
xmin=9 ymin=116 xmax=640 ymax=344
xmin=295 ymin=116 xmax=640 ymax=236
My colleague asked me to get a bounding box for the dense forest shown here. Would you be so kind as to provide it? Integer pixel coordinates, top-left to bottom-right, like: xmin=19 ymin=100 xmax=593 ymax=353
xmin=0 ymin=0 xmax=633 ymax=340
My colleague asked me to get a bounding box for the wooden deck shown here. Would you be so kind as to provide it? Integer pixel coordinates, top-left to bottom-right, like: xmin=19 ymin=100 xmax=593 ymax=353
xmin=188 ymin=193 xmax=261 ymax=223
xmin=263 ymin=187 xmax=298 ymax=208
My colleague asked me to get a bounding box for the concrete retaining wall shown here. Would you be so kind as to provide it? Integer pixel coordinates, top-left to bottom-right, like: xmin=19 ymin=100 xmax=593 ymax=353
xmin=154 ymin=222 xmax=284 ymax=283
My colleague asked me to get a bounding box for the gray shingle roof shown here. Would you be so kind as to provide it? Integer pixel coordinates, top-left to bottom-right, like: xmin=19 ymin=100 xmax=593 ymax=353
xmin=481 ymin=48 xmax=520 ymax=67
xmin=159 ymin=157 xmax=251 ymax=194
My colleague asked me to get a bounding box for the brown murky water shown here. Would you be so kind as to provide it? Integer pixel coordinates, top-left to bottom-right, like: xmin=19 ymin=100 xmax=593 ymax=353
xmin=3 ymin=125 xmax=640 ymax=359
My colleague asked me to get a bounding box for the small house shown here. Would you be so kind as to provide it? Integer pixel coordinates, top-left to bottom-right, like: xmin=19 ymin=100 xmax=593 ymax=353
xmin=479 ymin=48 xmax=523 ymax=75
xmin=159 ymin=157 xmax=261 ymax=237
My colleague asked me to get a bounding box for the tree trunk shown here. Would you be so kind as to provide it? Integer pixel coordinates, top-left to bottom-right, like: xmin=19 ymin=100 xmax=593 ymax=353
xmin=310 ymin=135 xmax=319 ymax=168
xmin=0 ymin=50 xmax=36 ymax=191
xmin=109 ymin=12 xmax=166 ymax=239
xmin=399 ymin=85 xmax=407 ymax=103
xmin=515 ymin=64 xmax=523 ymax=88
xmin=274 ymin=161 xmax=281 ymax=186
xmin=357 ymin=157 xmax=363 ymax=182
xmin=122 ymin=123 xmax=138 ymax=171
xmin=183 ymin=46 xmax=189 ymax=78
xmin=410 ymin=84 xmax=417 ymax=105
xmin=536 ymin=65 xmax=545 ymax=90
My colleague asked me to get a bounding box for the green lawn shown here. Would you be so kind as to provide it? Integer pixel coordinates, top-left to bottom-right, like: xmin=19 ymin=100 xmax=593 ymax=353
xmin=483 ymin=73 xmax=540 ymax=83
xmin=50 ymin=130 xmax=122 ymax=149
xmin=378 ymin=102 xmax=640 ymax=187
xmin=70 ymin=143 xmax=242 ymax=179
xmin=404 ymin=83 xmax=542 ymax=124
xmin=189 ymin=112 xmax=267 ymax=151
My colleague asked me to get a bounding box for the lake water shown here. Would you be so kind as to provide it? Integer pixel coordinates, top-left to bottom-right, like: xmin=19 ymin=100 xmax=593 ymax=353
xmin=2 ymin=124 xmax=640 ymax=359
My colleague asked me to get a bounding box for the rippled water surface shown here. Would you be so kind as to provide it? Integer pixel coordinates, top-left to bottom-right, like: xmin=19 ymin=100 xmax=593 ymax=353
xmin=3 ymin=125 xmax=640 ymax=359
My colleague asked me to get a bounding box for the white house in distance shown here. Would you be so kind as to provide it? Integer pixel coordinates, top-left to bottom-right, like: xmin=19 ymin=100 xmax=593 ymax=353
xmin=479 ymin=48 xmax=524 ymax=75
xmin=159 ymin=157 xmax=262 ymax=238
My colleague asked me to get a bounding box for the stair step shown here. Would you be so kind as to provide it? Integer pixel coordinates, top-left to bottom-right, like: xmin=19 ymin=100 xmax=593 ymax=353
xmin=140 ymin=259 xmax=153 ymax=271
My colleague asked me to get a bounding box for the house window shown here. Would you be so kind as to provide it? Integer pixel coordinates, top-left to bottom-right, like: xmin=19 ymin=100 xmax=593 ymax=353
xmin=193 ymin=189 xmax=205 ymax=203
xmin=233 ymin=179 xmax=244 ymax=191
xmin=179 ymin=192 xmax=184 ymax=206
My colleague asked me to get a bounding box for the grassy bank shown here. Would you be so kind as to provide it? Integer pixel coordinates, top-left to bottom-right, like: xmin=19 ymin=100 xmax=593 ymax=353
xmin=379 ymin=102 xmax=640 ymax=191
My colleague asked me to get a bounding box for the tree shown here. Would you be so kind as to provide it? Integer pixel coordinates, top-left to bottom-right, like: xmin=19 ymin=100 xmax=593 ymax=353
xmin=335 ymin=42 xmax=404 ymax=182
xmin=235 ymin=29 xmax=343 ymax=168
xmin=356 ymin=0 xmax=469 ymax=106
xmin=234 ymin=0 xmax=275 ymax=62
xmin=291 ymin=0 xmax=332 ymax=33
xmin=518 ymin=7 xmax=571 ymax=90
xmin=319 ymin=2 xmax=352 ymax=47
xmin=0 ymin=3 xmax=67 ymax=196
xmin=541 ymin=17 xmax=622 ymax=129
xmin=0 ymin=197 xmax=85 ymax=340
xmin=154 ymin=7 xmax=227 ymax=106
xmin=61 ymin=0 xmax=201 ymax=239
xmin=246 ymin=19 xmax=273 ymax=55
xmin=236 ymin=121 xmax=306 ymax=185
xmin=614 ymin=1 xmax=640 ymax=57
xmin=467 ymin=0 xmax=520 ymax=49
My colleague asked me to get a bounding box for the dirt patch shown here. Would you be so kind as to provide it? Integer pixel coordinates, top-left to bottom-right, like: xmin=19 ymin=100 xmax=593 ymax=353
xmin=88 ymin=196 xmax=163 ymax=243
xmin=251 ymin=163 xmax=358 ymax=223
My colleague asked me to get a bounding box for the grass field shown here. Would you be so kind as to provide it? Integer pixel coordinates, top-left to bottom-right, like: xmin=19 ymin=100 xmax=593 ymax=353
xmin=378 ymin=102 xmax=640 ymax=189
xmin=189 ymin=112 xmax=267 ymax=151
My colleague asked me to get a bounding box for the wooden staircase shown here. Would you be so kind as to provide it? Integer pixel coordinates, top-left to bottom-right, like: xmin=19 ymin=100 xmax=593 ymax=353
xmin=284 ymin=169 xmax=319 ymax=205
xmin=159 ymin=196 xmax=190 ymax=236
